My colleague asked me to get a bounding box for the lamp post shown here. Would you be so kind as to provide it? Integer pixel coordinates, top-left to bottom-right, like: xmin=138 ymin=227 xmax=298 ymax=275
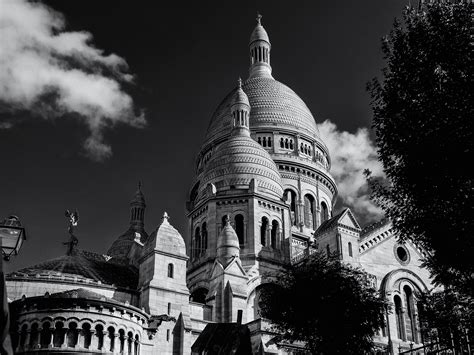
xmin=0 ymin=215 xmax=27 ymax=355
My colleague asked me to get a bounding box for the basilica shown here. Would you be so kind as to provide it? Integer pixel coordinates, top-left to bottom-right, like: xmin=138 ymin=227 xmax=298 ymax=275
xmin=6 ymin=16 xmax=434 ymax=354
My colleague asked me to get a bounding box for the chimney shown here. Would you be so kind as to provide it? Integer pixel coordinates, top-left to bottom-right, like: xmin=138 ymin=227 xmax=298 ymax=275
xmin=237 ymin=309 xmax=243 ymax=325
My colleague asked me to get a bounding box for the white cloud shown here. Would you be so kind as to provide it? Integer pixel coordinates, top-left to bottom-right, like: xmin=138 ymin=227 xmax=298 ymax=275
xmin=319 ymin=120 xmax=385 ymax=222
xmin=0 ymin=0 xmax=145 ymax=161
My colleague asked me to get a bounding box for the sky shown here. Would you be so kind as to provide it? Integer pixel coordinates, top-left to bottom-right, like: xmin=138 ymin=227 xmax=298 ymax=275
xmin=0 ymin=0 xmax=408 ymax=272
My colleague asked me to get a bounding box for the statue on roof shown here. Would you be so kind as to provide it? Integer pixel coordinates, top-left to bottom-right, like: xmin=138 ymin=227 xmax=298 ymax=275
xmin=64 ymin=209 xmax=79 ymax=255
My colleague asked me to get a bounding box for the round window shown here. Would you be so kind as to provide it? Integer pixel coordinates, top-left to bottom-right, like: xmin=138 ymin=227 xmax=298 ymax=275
xmin=394 ymin=244 xmax=410 ymax=265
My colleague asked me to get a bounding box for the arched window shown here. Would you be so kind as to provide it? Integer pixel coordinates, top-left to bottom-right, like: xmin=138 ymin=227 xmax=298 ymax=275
xmin=19 ymin=324 xmax=28 ymax=348
xmin=260 ymin=217 xmax=268 ymax=246
xmin=404 ymin=286 xmax=417 ymax=342
xmin=258 ymin=137 xmax=262 ymax=145
xmin=168 ymin=263 xmax=174 ymax=278
xmin=53 ymin=322 xmax=65 ymax=347
xmin=285 ymin=139 xmax=289 ymax=149
xmin=271 ymin=220 xmax=279 ymax=248
xmin=107 ymin=326 xmax=115 ymax=352
xmin=321 ymin=201 xmax=329 ymax=223
xmin=234 ymin=214 xmax=244 ymax=245
xmin=394 ymin=295 xmax=406 ymax=341
xmin=201 ymin=222 xmax=208 ymax=252
xmin=304 ymin=194 xmax=315 ymax=229
xmin=194 ymin=227 xmax=201 ymax=257
xmin=29 ymin=323 xmax=39 ymax=349
xmin=127 ymin=332 xmax=133 ymax=354
xmin=284 ymin=189 xmax=297 ymax=226
xmin=290 ymin=140 xmax=294 ymax=150
xmin=262 ymin=137 xmax=267 ymax=147
xmin=118 ymin=329 xmax=125 ymax=353
xmin=41 ymin=322 xmax=53 ymax=348
xmin=134 ymin=335 xmax=139 ymax=355
xmin=348 ymin=242 xmax=353 ymax=257
xmin=300 ymin=143 xmax=304 ymax=152
xmin=81 ymin=323 xmax=91 ymax=349
xmin=95 ymin=325 xmax=104 ymax=350
xmin=66 ymin=322 xmax=78 ymax=348
xmin=268 ymin=137 xmax=272 ymax=147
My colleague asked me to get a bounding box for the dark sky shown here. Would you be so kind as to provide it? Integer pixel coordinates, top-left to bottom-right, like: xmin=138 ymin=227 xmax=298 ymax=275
xmin=1 ymin=0 xmax=408 ymax=272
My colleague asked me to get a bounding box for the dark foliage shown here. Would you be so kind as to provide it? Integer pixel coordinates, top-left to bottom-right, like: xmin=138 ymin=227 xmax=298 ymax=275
xmin=417 ymin=289 xmax=473 ymax=350
xmin=258 ymin=252 xmax=387 ymax=354
xmin=366 ymin=2 xmax=473 ymax=294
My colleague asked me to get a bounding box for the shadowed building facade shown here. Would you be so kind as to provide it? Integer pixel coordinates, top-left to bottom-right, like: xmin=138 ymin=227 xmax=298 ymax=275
xmin=6 ymin=15 xmax=434 ymax=355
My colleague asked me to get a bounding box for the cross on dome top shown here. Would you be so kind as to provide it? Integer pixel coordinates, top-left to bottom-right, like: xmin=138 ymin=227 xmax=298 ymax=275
xmin=256 ymin=12 xmax=262 ymax=25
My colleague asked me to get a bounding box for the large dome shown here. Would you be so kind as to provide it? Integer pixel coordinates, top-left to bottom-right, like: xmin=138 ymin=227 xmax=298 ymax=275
xmin=203 ymin=76 xmax=321 ymax=148
xmin=197 ymin=133 xmax=283 ymax=201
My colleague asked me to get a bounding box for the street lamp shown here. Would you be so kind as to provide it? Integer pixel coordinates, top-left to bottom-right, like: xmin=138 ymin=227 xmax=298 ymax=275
xmin=0 ymin=215 xmax=26 ymax=261
xmin=1 ymin=215 xmax=26 ymax=354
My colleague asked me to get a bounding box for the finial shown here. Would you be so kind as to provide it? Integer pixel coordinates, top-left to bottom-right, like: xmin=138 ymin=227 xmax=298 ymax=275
xmin=64 ymin=209 xmax=79 ymax=256
xmin=162 ymin=212 xmax=170 ymax=223
xmin=138 ymin=181 xmax=142 ymax=191
xmin=256 ymin=12 xmax=262 ymax=25
xmin=223 ymin=215 xmax=230 ymax=226
xmin=237 ymin=77 xmax=242 ymax=88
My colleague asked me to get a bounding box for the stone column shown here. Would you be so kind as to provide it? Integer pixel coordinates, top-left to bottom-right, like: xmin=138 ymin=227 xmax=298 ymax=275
xmin=103 ymin=331 xmax=111 ymax=352
xmin=90 ymin=331 xmax=99 ymax=350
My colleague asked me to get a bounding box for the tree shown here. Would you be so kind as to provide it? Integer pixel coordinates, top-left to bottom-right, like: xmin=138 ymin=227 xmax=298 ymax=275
xmin=258 ymin=252 xmax=387 ymax=354
xmin=366 ymin=2 xmax=473 ymax=294
xmin=417 ymin=289 xmax=473 ymax=351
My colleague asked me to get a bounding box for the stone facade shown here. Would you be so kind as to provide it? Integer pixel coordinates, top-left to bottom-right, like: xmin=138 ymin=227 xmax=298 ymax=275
xmin=6 ymin=15 xmax=435 ymax=355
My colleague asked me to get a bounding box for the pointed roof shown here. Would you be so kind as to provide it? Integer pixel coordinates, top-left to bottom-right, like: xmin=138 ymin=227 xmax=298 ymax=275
xmin=143 ymin=212 xmax=187 ymax=258
xmin=230 ymin=78 xmax=250 ymax=108
xmin=191 ymin=323 xmax=252 ymax=354
xmin=315 ymin=208 xmax=361 ymax=236
xmin=131 ymin=181 xmax=146 ymax=205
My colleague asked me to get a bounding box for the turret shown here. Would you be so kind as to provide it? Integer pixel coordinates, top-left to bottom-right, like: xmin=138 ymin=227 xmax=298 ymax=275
xmin=230 ymin=78 xmax=251 ymax=137
xmin=249 ymin=13 xmax=272 ymax=78
xmin=130 ymin=181 xmax=146 ymax=229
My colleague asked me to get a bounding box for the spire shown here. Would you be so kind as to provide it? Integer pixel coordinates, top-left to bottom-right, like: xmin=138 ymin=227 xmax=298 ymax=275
xmin=249 ymin=13 xmax=272 ymax=78
xmin=230 ymin=77 xmax=251 ymax=136
xmin=130 ymin=182 xmax=146 ymax=228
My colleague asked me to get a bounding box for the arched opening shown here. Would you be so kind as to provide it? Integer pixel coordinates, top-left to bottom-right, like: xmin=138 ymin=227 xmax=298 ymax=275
xmin=127 ymin=331 xmax=134 ymax=354
xmin=394 ymin=295 xmax=406 ymax=341
xmin=40 ymin=322 xmax=52 ymax=348
xmin=53 ymin=322 xmax=65 ymax=347
xmin=29 ymin=323 xmax=39 ymax=349
xmin=191 ymin=287 xmax=208 ymax=304
xmin=348 ymin=242 xmax=353 ymax=257
xmin=304 ymin=194 xmax=316 ymax=229
xmin=268 ymin=137 xmax=272 ymax=147
xmin=262 ymin=137 xmax=267 ymax=147
xmin=95 ymin=324 xmax=104 ymax=350
xmin=194 ymin=227 xmax=201 ymax=258
xmin=260 ymin=217 xmax=268 ymax=246
xmin=107 ymin=326 xmax=115 ymax=352
xmin=321 ymin=201 xmax=329 ymax=223
xmin=404 ymin=286 xmax=417 ymax=342
xmin=168 ymin=263 xmax=174 ymax=278
xmin=201 ymin=222 xmax=208 ymax=252
xmin=134 ymin=334 xmax=139 ymax=355
xmin=234 ymin=214 xmax=244 ymax=245
xmin=284 ymin=189 xmax=297 ymax=226
xmin=81 ymin=323 xmax=91 ymax=349
xmin=119 ymin=329 xmax=125 ymax=353
xmin=285 ymin=139 xmax=289 ymax=149
xmin=271 ymin=220 xmax=279 ymax=248
xmin=280 ymin=138 xmax=284 ymax=148
xmin=19 ymin=324 xmax=28 ymax=349
xmin=66 ymin=322 xmax=78 ymax=347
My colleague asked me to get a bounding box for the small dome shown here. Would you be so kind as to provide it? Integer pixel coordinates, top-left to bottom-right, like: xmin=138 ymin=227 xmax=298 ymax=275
xmin=198 ymin=133 xmax=284 ymax=201
xmin=230 ymin=79 xmax=250 ymax=108
xmin=143 ymin=212 xmax=186 ymax=257
xmin=217 ymin=218 xmax=240 ymax=265
xmin=250 ymin=15 xmax=270 ymax=45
